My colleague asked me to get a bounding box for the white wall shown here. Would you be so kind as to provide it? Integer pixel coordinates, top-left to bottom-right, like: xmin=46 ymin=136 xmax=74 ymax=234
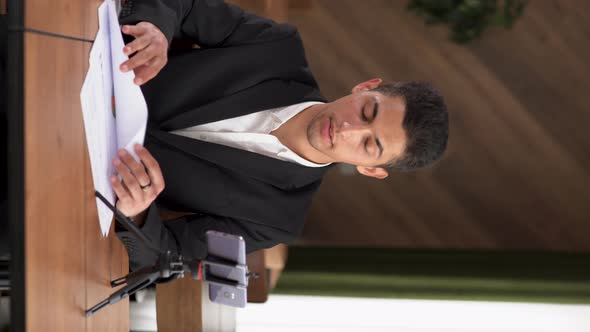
xmin=237 ymin=295 xmax=590 ymax=332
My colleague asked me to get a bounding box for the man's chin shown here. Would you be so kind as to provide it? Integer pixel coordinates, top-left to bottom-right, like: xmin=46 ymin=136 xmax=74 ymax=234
xmin=308 ymin=129 xmax=328 ymax=150
xmin=307 ymin=124 xmax=322 ymax=147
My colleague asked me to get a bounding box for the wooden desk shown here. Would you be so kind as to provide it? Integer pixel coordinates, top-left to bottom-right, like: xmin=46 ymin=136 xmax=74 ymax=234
xmin=8 ymin=0 xmax=129 ymax=330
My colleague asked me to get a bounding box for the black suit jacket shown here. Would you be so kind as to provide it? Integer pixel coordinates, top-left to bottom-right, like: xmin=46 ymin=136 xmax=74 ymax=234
xmin=116 ymin=0 xmax=332 ymax=270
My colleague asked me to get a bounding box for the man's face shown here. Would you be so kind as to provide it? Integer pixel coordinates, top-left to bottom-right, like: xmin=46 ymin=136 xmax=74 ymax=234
xmin=306 ymin=82 xmax=407 ymax=177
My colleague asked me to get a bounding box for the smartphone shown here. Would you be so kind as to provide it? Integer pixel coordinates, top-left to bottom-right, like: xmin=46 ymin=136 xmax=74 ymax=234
xmin=206 ymin=231 xmax=248 ymax=285
xmin=203 ymin=257 xmax=248 ymax=285
xmin=205 ymin=231 xmax=248 ymax=308
xmin=207 ymin=280 xmax=248 ymax=308
xmin=206 ymin=231 xmax=246 ymax=265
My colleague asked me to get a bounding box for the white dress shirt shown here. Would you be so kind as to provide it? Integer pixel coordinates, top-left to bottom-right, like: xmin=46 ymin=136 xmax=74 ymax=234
xmin=169 ymin=101 xmax=331 ymax=168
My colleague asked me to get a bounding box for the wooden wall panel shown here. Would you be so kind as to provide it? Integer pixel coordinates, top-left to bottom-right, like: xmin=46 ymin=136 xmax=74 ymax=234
xmin=24 ymin=0 xmax=102 ymax=40
xmin=24 ymin=33 xmax=128 ymax=331
xmin=284 ymin=0 xmax=590 ymax=251
xmin=24 ymin=33 xmax=87 ymax=332
xmin=156 ymin=278 xmax=203 ymax=332
xmin=83 ymin=0 xmax=104 ymax=42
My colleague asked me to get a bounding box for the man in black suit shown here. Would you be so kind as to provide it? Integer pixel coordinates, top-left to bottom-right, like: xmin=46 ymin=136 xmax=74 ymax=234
xmin=113 ymin=0 xmax=449 ymax=270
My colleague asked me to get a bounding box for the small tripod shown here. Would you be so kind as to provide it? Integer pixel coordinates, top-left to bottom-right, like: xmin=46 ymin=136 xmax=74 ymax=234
xmin=86 ymin=191 xmax=201 ymax=317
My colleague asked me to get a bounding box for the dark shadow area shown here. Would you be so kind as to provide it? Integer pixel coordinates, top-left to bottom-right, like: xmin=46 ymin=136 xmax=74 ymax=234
xmin=0 ymin=11 xmax=11 ymax=332
xmin=1 ymin=12 xmax=9 ymax=256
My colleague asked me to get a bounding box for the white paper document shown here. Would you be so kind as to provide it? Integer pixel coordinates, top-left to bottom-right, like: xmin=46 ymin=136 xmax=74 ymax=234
xmin=80 ymin=0 xmax=148 ymax=236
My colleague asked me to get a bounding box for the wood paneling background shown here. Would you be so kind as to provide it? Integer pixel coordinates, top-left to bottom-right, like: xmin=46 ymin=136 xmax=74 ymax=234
xmin=20 ymin=0 xmax=129 ymax=330
xmin=25 ymin=33 xmax=87 ymax=332
xmin=233 ymin=0 xmax=590 ymax=251
xmin=24 ymin=33 xmax=128 ymax=331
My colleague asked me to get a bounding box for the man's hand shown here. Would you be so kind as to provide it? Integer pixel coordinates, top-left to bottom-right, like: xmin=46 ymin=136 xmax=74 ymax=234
xmin=111 ymin=144 xmax=165 ymax=223
xmin=120 ymin=22 xmax=168 ymax=85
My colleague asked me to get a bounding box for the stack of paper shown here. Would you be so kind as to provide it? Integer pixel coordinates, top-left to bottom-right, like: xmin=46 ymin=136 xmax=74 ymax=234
xmin=80 ymin=0 xmax=148 ymax=236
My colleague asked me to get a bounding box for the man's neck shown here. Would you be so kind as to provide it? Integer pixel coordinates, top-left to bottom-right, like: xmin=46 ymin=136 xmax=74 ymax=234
xmin=270 ymin=103 xmax=328 ymax=164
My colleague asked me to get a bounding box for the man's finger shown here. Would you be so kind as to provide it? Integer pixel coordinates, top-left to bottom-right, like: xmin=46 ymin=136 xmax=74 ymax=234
xmin=111 ymin=175 xmax=130 ymax=201
xmin=134 ymin=145 xmax=165 ymax=192
xmin=118 ymin=149 xmax=151 ymax=187
xmin=113 ymin=158 xmax=143 ymax=200
xmin=132 ymin=58 xmax=163 ymax=85
xmin=121 ymin=24 xmax=146 ymax=38
xmin=120 ymin=44 xmax=157 ymax=73
xmin=123 ymin=34 xmax=151 ymax=55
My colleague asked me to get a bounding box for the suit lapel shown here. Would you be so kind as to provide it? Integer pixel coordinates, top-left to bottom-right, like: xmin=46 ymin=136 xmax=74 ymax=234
xmin=147 ymin=129 xmax=332 ymax=190
xmin=159 ymin=79 xmax=326 ymax=131
xmin=146 ymin=67 xmax=331 ymax=190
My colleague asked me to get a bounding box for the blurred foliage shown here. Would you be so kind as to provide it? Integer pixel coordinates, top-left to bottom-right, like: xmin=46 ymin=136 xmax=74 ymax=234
xmin=407 ymin=0 xmax=527 ymax=44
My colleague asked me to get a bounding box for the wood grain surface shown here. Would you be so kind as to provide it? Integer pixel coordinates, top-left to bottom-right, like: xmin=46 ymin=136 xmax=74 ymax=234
xmin=25 ymin=0 xmax=102 ymax=41
xmin=25 ymin=32 xmax=87 ymax=331
xmin=24 ymin=32 xmax=128 ymax=332
xmin=156 ymin=277 xmax=203 ymax=332
xmin=246 ymin=249 xmax=268 ymax=303
xmin=283 ymin=0 xmax=590 ymax=251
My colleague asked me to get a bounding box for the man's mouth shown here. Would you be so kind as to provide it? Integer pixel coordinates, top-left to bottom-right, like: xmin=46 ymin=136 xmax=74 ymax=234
xmin=329 ymin=119 xmax=333 ymax=146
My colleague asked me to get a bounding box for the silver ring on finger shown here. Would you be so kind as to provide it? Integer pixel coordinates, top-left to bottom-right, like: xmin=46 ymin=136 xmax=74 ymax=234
xmin=140 ymin=182 xmax=152 ymax=192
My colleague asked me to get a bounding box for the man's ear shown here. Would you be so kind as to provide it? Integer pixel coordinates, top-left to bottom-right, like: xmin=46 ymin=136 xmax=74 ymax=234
xmin=352 ymin=78 xmax=383 ymax=94
xmin=356 ymin=165 xmax=389 ymax=179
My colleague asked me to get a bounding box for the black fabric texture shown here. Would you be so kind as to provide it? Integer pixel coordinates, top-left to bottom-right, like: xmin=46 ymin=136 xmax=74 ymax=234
xmin=115 ymin=0 xmax=332 ymax=270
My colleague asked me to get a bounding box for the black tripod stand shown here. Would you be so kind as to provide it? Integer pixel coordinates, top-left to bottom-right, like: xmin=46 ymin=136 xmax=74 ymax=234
xmin=86 ymin=190 xmax=201 ymax=317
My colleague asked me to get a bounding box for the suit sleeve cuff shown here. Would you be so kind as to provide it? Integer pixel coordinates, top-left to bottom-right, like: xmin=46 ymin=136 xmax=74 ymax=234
xmin=139 ymin=202 xmax=164 ymax=248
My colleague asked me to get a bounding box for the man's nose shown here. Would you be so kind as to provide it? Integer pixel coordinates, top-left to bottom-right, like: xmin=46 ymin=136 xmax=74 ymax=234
xmin=339 ymin=121 xmax=371 ymax=139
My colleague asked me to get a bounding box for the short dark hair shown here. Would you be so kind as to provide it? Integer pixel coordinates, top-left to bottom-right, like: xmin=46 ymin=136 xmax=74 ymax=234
xmin=372 ymin=81 xmax=449 ymax=171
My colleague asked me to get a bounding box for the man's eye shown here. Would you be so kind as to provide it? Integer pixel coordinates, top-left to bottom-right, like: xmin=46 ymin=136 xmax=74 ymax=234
xmin=361 ymin=108 xmax=368 ymax=122
xmin=364 ymin=138 xmax=369 ymax=150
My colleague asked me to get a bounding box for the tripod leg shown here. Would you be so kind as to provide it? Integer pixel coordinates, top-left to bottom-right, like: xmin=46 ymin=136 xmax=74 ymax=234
xmin=85 ymin=298 xmax=110 ymax=317
xmin=86 ymin=268 xmax=161 ymax=317
xmin=110 ymin=264 xmax=160 ymax=287
xmin=110 ymin=276 xmax=127 ymax=288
